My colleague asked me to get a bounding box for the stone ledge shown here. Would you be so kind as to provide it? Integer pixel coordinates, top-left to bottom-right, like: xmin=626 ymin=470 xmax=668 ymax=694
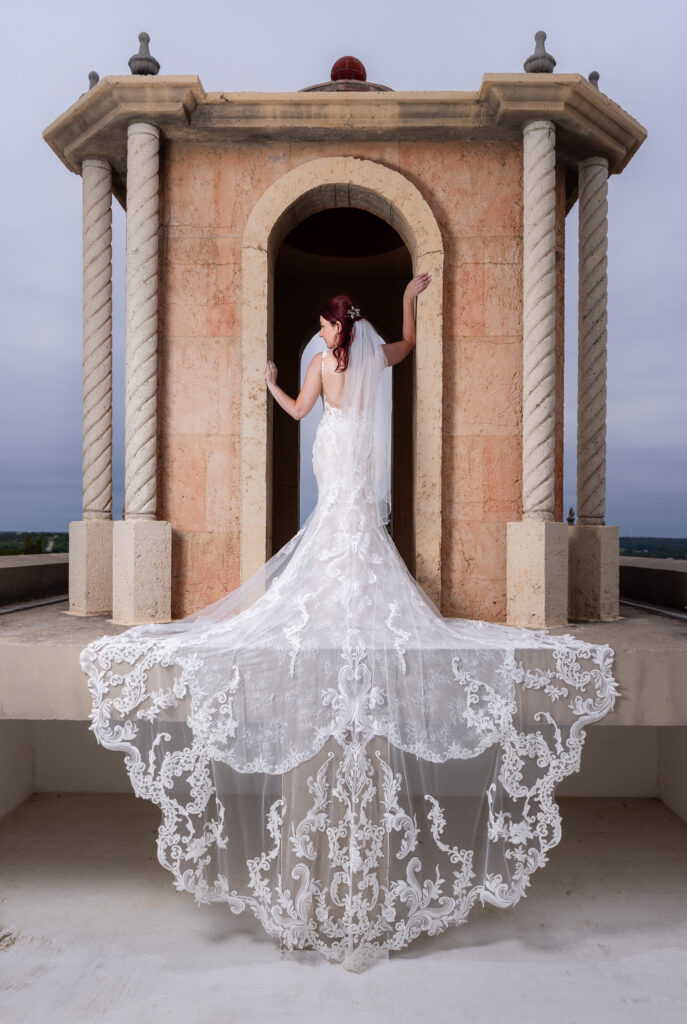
xmin=42 ymin=76 xmax=207 ymax=200
xmin=42 ymin=73 xmax=647 ymax=192
xmin=0 ymin=602 xmax=684 ymax=725
xmin=479 ymin=74 xmax=646 ymax=174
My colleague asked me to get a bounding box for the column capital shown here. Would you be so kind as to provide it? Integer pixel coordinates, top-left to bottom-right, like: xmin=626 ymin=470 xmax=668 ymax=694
xmin=523 ymin=118 xmax=556 ymax=135
xmin=80 ymin=156 xmax=112 ymax=172
xmin=579 ymin=154 xmax=609 ymax=171
xmin=127 ymin=121 xmax=160 ymax=140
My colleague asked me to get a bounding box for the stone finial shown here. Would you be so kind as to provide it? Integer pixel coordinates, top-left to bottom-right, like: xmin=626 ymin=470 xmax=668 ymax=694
xmin=128 ymin=32 xmax=160 ymax=76
xmin=88 ymin=71 xmax=99 ymax=90
xmin=588 ymin=71 xmax=600 ymax=89
xmin=331 ymin=56 xmax=367 ymax=82
xmin=567 ymin=507 xmax=576 ymax=525
xmin=523 ymin=31 xmax=556 ymax=73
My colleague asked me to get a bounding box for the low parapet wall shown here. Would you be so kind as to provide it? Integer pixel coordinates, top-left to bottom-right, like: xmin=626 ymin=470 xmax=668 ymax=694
xmin=620 ymin=556 xmax=687 ymax=613
xmin=0 ymin=555 xmax=69 ymax=606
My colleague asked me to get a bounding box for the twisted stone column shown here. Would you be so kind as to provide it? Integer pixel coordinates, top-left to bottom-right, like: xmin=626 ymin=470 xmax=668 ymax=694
xmin=507 ymin=120 xmax=568 ymax=627
xmin=522 ymin=119 xmax=557 ymax=521
xmin=569 ymin=155 xmax=618 ymax=621
xmin=124 ymin=121 xmax=159 ymax=519
xmin=577 ymin=156 xmax=609 ymax=525
xmin=69 ymin=159 xmax=114 ymax=616
xmin=113 ymin=122 xmax=171 ymax=624
xmin=81 ymin=158 xmax=113 ymax=519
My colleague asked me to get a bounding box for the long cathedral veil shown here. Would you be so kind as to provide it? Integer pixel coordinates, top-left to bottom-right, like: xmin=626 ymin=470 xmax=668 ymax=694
xmin=80 ymin=312 xmax=618 ymax=972
xmin=340 ymin=317 xmax=392 ymax=527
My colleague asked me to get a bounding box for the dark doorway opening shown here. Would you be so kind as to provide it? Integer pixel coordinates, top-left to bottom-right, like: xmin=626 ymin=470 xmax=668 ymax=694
xmin=272 ymin=207 xmax=415 ymax=575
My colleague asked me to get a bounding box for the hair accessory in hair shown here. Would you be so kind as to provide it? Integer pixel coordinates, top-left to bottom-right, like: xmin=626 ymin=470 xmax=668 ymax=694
xmin=347 ymin=305 xmax=361 ymax=319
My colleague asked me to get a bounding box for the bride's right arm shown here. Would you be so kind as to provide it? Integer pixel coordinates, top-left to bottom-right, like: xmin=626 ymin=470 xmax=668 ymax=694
xmin=266 ymin=353 xmax=322 ymax=421
xmin=382 ymin=272 xmax=431 ymax=366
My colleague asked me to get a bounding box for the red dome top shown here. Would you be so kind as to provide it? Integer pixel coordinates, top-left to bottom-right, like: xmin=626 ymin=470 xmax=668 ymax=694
xmin=330 ymin=56 xmax=367 ymax=82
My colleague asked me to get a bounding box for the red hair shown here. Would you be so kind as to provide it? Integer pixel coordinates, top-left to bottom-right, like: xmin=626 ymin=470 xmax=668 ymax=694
xmin=320 ymin=294 xmax=362 ymax=372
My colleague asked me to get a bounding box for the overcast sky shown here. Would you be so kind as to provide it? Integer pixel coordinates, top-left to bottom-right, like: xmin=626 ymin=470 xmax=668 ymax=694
xmin=1 ymin=0 xmax=684 ymax=536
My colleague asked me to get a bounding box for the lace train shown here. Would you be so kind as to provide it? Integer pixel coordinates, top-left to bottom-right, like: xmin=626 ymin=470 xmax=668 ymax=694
xmin=82 ymin=618 xmax=616 ymax=972
xmin=80 ymin=324 xmax=619 ymax=971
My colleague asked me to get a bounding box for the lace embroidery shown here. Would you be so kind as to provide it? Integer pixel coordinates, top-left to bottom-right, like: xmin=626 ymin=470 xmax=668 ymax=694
xmin=80 ymin=340 xmax=619 ymax=971
xmin=83 ymin=623 xmax=616 ymax=971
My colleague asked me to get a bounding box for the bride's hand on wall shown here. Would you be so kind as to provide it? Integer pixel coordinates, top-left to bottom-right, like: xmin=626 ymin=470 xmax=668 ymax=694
xmin=403 ymin=273 xmax=432 ymax=302
xmin=266 ymin=360 xmax=278 ymax=388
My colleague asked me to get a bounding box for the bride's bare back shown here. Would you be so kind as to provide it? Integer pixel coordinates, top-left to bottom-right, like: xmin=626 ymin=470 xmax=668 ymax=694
xmin=321 ymin=349 xmax=345 ymax=408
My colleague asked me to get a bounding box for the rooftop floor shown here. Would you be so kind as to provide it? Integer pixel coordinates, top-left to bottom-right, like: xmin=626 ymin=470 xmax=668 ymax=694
xmin=0 ymin=794 xmax=685 ymax=1023
xmin=0 ymin=601 xmax=685 ymax=724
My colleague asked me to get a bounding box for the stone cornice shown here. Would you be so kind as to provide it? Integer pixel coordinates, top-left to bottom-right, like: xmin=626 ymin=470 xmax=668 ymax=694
xmin=479 ymin=74 xmax=646 ymax=174
xmin=42 ymin=77 xmax=206 ymax=192
xmin=43 ymin=72 xmax=646 ymax=189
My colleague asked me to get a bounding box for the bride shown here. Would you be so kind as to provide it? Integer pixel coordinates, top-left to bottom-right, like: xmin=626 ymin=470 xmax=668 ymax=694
xmin=81 ymin=274 xmax=618 ymax=972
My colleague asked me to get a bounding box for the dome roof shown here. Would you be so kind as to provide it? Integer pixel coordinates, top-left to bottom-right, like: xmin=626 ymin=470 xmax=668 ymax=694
xmin=300 ymin=55 xmax=393 ymax=92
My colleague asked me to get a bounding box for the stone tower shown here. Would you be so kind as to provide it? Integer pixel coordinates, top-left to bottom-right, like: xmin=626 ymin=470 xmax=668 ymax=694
xmin=43 ymin=44 xmax=646 ymax=626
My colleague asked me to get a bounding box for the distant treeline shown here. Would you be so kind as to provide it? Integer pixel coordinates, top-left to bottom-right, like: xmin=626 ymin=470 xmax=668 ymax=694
xmin=1 ymin=531 xmax=685 ymax=559
xmin=0 ymin=532 xmax=69 ymax=555
xmin=619 ymin=537 xmax=687 ymax=559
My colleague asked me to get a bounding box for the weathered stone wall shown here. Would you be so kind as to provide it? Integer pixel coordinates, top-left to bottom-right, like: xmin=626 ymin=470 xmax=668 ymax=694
xmin=157 ymin=138 xmax=564 ymax=620
xmin=157 ymin=143 xmax=247 ymax=617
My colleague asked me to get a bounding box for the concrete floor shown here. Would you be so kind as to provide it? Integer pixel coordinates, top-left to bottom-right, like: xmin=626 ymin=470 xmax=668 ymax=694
xmin=0 ymin=796 xmax=686 ymax=1023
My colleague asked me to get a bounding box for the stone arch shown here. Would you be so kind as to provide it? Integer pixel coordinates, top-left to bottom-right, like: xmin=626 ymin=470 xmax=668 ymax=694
xmin=240 ymin=156 xmax=444 ymax=604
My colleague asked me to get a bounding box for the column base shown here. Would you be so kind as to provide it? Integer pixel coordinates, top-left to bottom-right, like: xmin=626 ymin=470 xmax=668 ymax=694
xmin=507 ymin=520 xmax=568 ymax=628
xmin=112 ymin=519 xmax=172 ymax=625
xmin=568 ymin=524 xmax=619 ymax=621
xmin=68 ymin=519 xmax=113 ymax=616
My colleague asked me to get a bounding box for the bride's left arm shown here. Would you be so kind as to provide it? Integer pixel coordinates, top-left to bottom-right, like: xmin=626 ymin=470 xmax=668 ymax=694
xmin=266 ymin=353 xmax=322 ymax=421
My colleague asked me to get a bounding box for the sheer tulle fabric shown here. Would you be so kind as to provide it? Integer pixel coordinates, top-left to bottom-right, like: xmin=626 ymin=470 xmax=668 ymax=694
xmin=80 ymin=317 xmax=618 ymax=972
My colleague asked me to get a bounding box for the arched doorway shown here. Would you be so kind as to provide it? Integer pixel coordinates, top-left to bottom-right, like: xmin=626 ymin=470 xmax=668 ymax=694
xmin=272 ymin=207 xmax=415 ymax=571
xmin=240 ymin=156 xmax=444 ymax=605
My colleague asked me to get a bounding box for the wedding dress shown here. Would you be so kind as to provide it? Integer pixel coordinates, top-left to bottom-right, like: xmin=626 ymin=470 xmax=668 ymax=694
xmin=80 ymin=317 xmax=618 ymax=972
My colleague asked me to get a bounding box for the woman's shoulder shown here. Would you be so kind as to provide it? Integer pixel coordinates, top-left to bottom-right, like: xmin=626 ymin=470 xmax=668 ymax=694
xmin=306 ymin=351 xmax=325 ymax=373
xmin=321 ymin=350 xmax=340 ymax=371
